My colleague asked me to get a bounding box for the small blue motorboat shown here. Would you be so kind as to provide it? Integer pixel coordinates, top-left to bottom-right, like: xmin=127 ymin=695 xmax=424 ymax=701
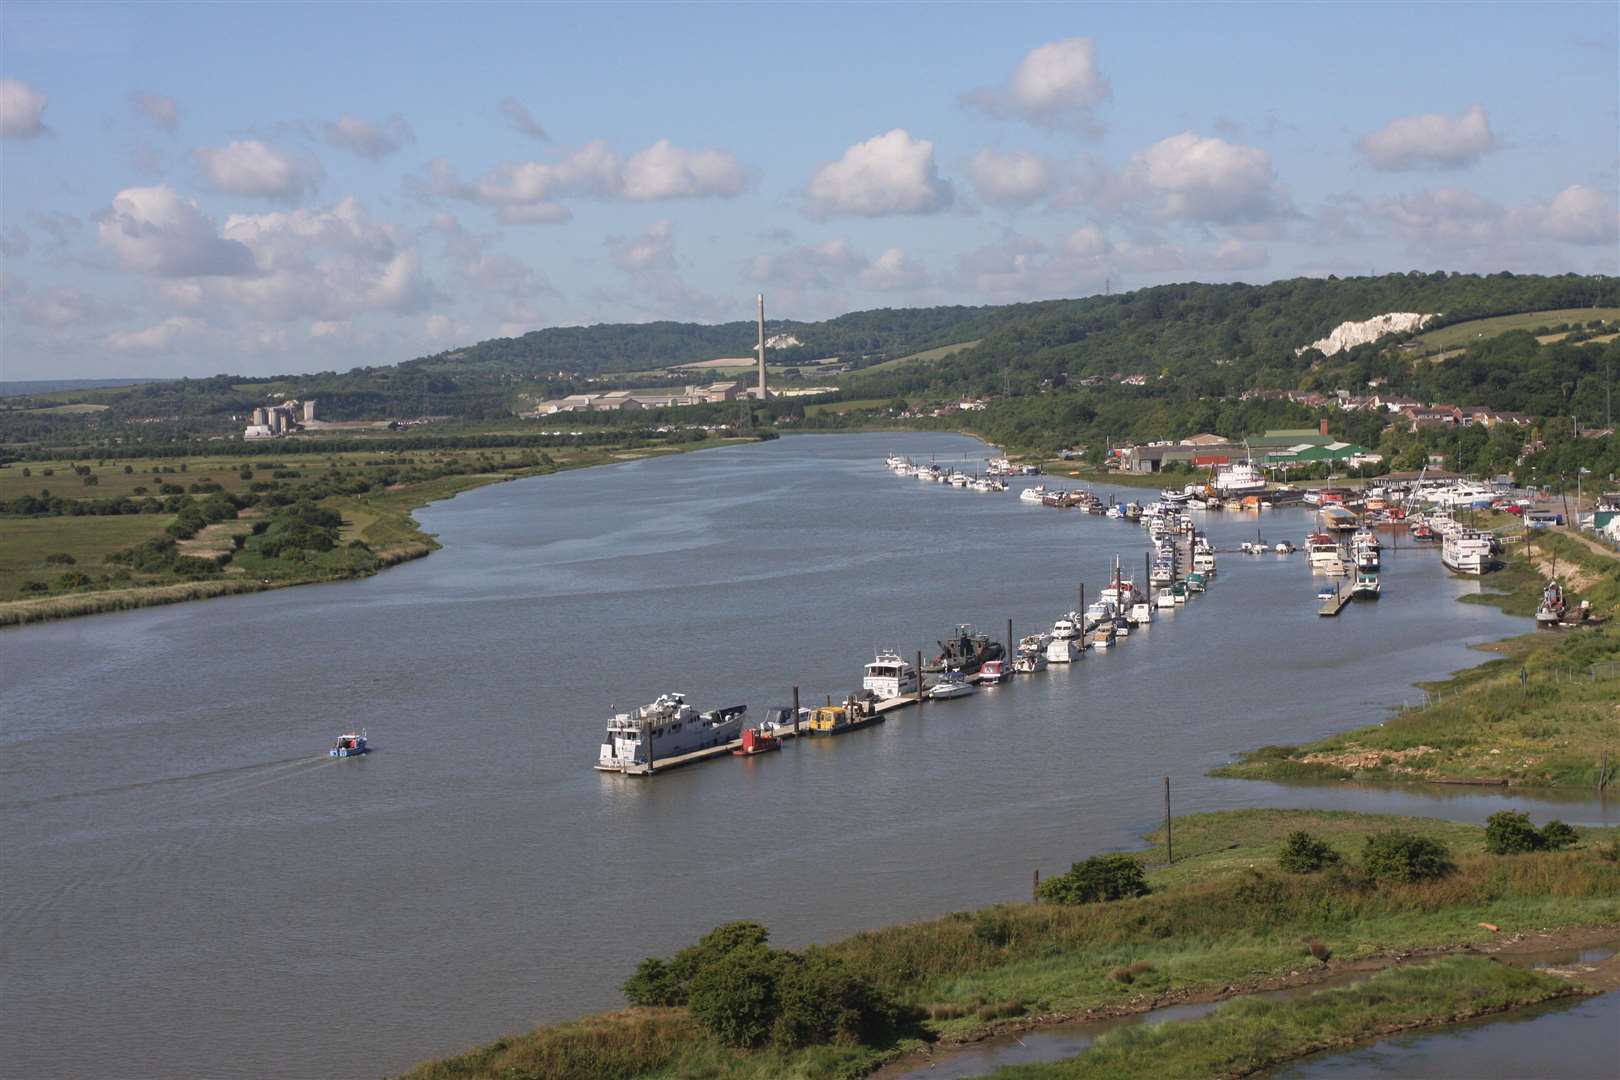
xmin=329 ymin=730 xmax=368 ymax=758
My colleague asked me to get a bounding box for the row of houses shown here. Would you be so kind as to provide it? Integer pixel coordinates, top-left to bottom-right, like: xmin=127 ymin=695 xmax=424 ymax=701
xmin=1239 ymin=388 xmax=1532 ymax=431
xmin=528 ymin=381 xmax=757 ymax=415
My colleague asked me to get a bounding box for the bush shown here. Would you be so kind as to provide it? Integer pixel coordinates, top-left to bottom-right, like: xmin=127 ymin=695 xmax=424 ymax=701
xmin=1485 ymin=811 xmax=1544 ymax=854
xmin=1279 ymin=831 xmax=1341 ymax=874
xmin=43 ymin=552 xmax=76 ymax=566
xmin=54 ymin=571 xmax=93 ymax=590
xmin=1363 ymin=831 xmax=1454 ymax=883
xmin=1540 ymin=820 xmax=1578 ymax=850
xmin=620 ymin=957 xmax=682 ymax=1008
xmin=772 ymin=948 xmax=898 ymax=1047
xmin=687 ymin=945 xmax=780 ymax=1048
xmin=1037 ymin=854 xmax=1150 ymax=905
xmin=17 ymin=580 xmax=48 ymax=595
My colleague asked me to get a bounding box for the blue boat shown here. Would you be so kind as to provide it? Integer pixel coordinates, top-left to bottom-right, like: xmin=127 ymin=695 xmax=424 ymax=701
xmin=329 ymin=730 xmax=368 ymax=758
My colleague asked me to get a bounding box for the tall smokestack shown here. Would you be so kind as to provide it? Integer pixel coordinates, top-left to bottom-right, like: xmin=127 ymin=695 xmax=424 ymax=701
xmin=756 ymin=293 xmax=767 ymax=399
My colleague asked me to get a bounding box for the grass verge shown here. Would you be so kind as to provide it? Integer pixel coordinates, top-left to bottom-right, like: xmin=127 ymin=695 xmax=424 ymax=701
xmin=985 ymin=955 xmax=1578 ymax=1079
xmin=397 ymin=809 xmax=1620 ymax=1079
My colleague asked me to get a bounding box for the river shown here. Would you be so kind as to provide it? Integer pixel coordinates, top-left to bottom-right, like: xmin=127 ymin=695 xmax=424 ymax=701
xmin=3 ymin=432 xmax=1613 ymax=1080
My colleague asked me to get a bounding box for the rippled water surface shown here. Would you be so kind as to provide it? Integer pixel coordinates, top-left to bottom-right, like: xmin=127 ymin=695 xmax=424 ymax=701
xmin=4 ymin=433 xmax=1612 ymax=1079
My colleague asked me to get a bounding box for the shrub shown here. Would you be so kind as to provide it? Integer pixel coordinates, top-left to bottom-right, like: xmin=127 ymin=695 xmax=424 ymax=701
xmin=621 ymin=957 xmax=681 ymax=1007
xmin=17 ymin=580 xmax=48 ymax=595
xmin=1363 ymin=831 xmax=1455 ymax=883
xmin=1279 ymin=830 xmax=1341 ymax=874
xmin=772 ymin=948 xmax=899 ymax=1047
xmin=43 ymin=552 xmax=76 ymax=566
xmin=1485 ymin=811 xmax=1544 ymax=854
xmin=1540 ymin=820 xmax=1578 ymax=850
xmin=687 ymin=944 xmax=780 ymax=1048
xmin=1037 ymin=854 xmax=1150 ymax=905
xmin=54 ymin=571 xmax=92 ymax=590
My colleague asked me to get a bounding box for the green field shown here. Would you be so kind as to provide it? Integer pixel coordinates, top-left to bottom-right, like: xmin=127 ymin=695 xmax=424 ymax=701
xmin=0 ymin=514 xmax=176 ymax=597
xmin=1413 ymin=308 xmax=1620 ymax=351
xmin=857 ymin=339 xmax=982 ymax=375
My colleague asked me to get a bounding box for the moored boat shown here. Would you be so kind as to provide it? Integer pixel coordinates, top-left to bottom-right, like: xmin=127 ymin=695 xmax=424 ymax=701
xmin=1351 ymin=569 xmax=1381 ymax=599
xmin=596 ymin=693 xmax=748 ymax=772
xmin=927 ymin=671 xmax=976 ymax=699
xmin=925 ymin=623 xmax=1004 ymax=673
xmin=863 ymin=650 xmax=920 ymax=700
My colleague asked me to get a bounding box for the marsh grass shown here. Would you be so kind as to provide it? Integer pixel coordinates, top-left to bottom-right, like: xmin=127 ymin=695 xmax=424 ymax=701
xmin=984 ymin=956 xmax=1576 ymax=1079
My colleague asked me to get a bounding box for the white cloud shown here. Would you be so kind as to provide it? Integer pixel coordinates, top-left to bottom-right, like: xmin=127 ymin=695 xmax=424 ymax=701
xmin=1060 ymin=225 xmax=1106 ymax=256
xmin=1371 ymin=186 xmax=1502 ymax=249
xmin=217 ymin=197 xmax=437 ymax=318
xmin=1515 ymin=184 xmax=1618 ymax=246
xmin=29 ymin=210 xmax=81 ymax=246
xmin=194 ymin=139 xmax=321 ymax=200
xmin=1356 ymin=104 xmax=1496 ymax=171
xmin=599 ymin=219 xmax=723 ymax=321
xmin=414 ymin=138 xmax=745 ymax=223
xmin=97 ymin=185 xmax=258 ymax=276
xmin=622 ymin=139 xmax=748 ymax=200
xmin=746 ymin=237 xmax=867 ymax=290
xmin=500 ymin=97 xmax=549 ymax=140
xmin=324 ymin=113 xmax=413 ymax=159
xmin=805 ymin=129 xmax=954 ymax=219
xmin=105 ymin=316 xmax=204 ymax=352
xmin=966 ymin=148 xmax=1050 ymax=207
xmin=1207 ymin=238 xmax=1269 ymax=271
xmin=1 ymin=78 xmax=49 ymax=139
xmin=861 ymin=247 xmax=930 ymax=291
xmin=1125 ymin=132 xmax=1288 ymax=223
xmin=608 ymin=218 xmax=676 ymax=272
xmin=130 ymin=90 xmax=178 ymax=132
xmin=963 ymin=38 xmax=1110 ymax=132
xmin=2 ymin=280 xmax=124 ymax=327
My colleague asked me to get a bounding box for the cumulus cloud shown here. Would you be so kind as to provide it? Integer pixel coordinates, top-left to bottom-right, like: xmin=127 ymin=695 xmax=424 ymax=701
xmin=1515 ymin=183 xmax=1618 ymax=245
xmin=622 ymin=139 xmax=748 ymax=200
xmin=861 ymin=247 xmax=930 ymax=291
xmin=1370 ymin=186 xmax=1502 ymax=248
xmin=746 ymin=237 xmax=867 ymax=291
xmin=966 ymin=148 xmax=1050 ymax=207
xmin=805 ymin=129 xmax=954 ymax=219
xmin=130 ymin=90 xmax=178 ymax=132
xmin=963 ymin=38 xmax=1110 ymax=132
xmin=413 ymin=138 xmax=747 ymax=223
xmin=217 ymin=197 xmax=437 ymax=318
xmin=430 ymin=212 xmax=556 ymax=304
xmin=324 ymin=113 xmax=413 ymax=159
xmin=1356 ymin=104 xmax=1496 ymax=171
xmin=3 ymin=281 xmax=125 ymax=327
xmin=599 ymin=219 xmax=722 ymax=321
xmin=1124 ymin=132 xmax=1289 ymax=223
xmin=1 ymin=78 xmax=49 ymax=139
xmin=194 ymin=139 xmax=321 ymax=200
xmin=500 ymin=97 xmax=549 ymax=140
xmin=97 ymin=185 xmax=258 ymax=277
xmin=608 ymin=217 xmax=677 ymax=273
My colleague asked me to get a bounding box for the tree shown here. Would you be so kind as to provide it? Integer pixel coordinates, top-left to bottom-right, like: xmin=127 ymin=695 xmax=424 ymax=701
xmin=1363 ymin=831 xmax=1454 ymax=883
xmin=1278 ymin=831 xmax=1341 ymax=873
xmin=1484 ymin=810 xmax=1544 ymax=854
xmin=1036 ymin=854 xmax=1150 ymax=904
xmin=686 ymin=944 xmax=780 ymax=1048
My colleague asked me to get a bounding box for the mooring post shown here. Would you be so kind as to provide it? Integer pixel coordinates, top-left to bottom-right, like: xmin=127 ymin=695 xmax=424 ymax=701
xmin=916 ymin=649 xmax=925 ymax=704
xmin=1008 ymin=618 xmax=1014 ymax=664
xmin=1033 ymin=869 xmax=1040 ymax=901
xmin=792 ymin=685 xmax=800 ymax=736
xmin=1164 ymin=775 xmax=1173 ymax=864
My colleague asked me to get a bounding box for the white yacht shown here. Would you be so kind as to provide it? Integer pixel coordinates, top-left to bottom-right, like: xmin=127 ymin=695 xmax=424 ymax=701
xmin=1129 ymin=601 xmax=1154 ymax=626
xmin=1441 ymin=529 xmax=1494 ymax=575
xmin=1213 ymin=461 xmax=1267 ymax=496
xmin=927 ymin=671 xmax=976 ymax=699
xmin=596 ymin=693 xmax=747 ymax=772
xmin=1015 ymin=633 xmax=1050 ymax=673
xmin=1019 ymin=484 xmax=1048 ymax=503
xmin=862 ymin=650 xmax=920 ymax=700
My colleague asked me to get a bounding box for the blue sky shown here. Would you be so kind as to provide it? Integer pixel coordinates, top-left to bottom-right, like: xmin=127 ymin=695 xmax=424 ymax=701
xmin=2 ymin=1 xmax=1616 ymax=379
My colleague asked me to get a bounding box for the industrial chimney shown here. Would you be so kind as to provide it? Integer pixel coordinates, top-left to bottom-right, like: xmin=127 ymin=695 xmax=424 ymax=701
xmin=756 ymin=293 xmax=767 ymax=399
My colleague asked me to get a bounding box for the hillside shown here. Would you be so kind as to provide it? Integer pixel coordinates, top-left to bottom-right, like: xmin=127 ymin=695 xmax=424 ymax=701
xmin=2 ymin=273 xmax=1616 ymax=444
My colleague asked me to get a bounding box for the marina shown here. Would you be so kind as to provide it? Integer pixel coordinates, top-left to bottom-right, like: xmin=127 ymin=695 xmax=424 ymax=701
xmin=4 ymin=433 xmax=1602 ymax=1080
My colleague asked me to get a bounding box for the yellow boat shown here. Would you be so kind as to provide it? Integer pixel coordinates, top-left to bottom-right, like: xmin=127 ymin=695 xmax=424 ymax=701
xmin=805 ymin=702 xmax=883 ymax=736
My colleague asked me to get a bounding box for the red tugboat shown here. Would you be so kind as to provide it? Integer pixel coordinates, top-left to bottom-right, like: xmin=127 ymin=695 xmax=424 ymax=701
xmin=732 ymin=725 xmax=782 ymax=757
xmin=329 ymin=730 xmax=368 ymax=758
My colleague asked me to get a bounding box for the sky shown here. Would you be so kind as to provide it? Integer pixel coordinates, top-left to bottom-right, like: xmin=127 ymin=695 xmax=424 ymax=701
xmin=1 ymin=1 xmax=1617 ymax=381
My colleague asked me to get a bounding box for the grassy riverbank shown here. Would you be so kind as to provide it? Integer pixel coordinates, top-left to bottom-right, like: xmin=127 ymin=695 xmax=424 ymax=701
xmin=399 ymin=809 xmax=1620 ymax=1080
xmin=1214 ymin=530 xmax=1620 ymax=790
xmin=987 ymin=955 xmax=1579 ymax=1079
xmin=0 ymin=436 xmax=745 ymax=627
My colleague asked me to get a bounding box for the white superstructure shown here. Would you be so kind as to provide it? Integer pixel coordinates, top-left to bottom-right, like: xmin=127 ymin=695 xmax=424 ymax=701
xmin=862 ymin=650 xmax=920 ymax=700
xmin=596 ymin=693 xmax=748 ymax=771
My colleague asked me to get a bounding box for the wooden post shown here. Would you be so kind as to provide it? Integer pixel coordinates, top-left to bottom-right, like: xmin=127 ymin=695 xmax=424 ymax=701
xmin=916 ymin=649 xmax=925 ymax=704
xmin=1033 ymin=869 xmax=1040 ymax=901
xmin=792 ymin=685 xmax=800 ymax=736
xmin=645 ymin=718 xmax=656 ymax=775
xmin=1164 ymin=775 xmax=1173 ymax=864
xmin=1144 ymin=550 xmax=1150 ymax=591
xmin=1008 ymin=617 xmax=1014 ymax=664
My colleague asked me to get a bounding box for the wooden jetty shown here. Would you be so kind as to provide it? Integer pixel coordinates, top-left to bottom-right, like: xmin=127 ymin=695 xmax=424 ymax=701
xmin=1318 ymin=586 xmax=1349 ymax=617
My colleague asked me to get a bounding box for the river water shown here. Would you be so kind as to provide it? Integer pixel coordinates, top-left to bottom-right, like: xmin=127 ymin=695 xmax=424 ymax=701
xmin=3 ymin=432 xmax=1614 ymax=1080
